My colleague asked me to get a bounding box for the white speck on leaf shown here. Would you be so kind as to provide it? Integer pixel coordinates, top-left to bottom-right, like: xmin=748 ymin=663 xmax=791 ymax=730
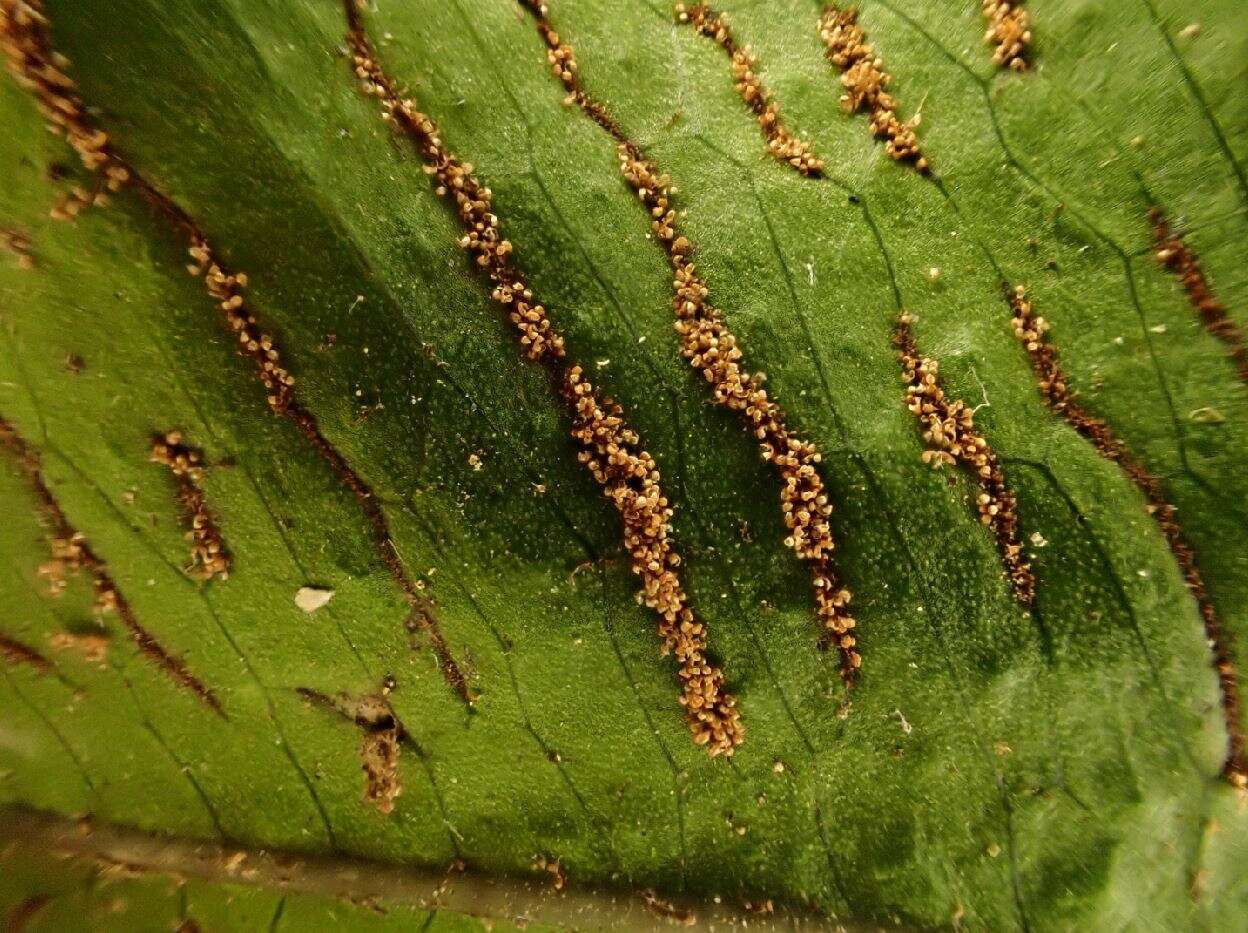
xmin=1190 ymin=407 xmax=1225 ymax=424
xmin=295 ymin=586 xmax=335 ymax=613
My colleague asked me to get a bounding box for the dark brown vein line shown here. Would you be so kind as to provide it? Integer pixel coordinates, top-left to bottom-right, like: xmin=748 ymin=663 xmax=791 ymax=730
xmin=0 ymin=0 xmax=473 ymax=708
xmin=344 ymin=1 xmax=743 ymax=755
xmin=981 ymin=1 xmax=1031 ymax=72
xmin=818 ymin=6 xmax=930 ymax=173
xmin=674 ymin=3 xmax=824 ymax=176
xmin=894 ymin=316 xmax=1034 ymax=604
xmin=0 ymin=414 xmax=225 ymax=715
xmin=1149 ymin=207 xmax=1248 ymax=385
xmin=1007 ymin=284 xmax=1246 ymax=787
xmin=519 ymin=0 xmax=861 ymax=680
xmin=150 ymin=430 xmax=230 ymax=582
xmin=0 ymin=631 xmax=53 ymax=673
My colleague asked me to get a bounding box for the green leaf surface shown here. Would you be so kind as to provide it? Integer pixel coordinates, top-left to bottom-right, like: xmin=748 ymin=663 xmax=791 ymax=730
xmin=1 ymin=0 xmax=1246 ymax=928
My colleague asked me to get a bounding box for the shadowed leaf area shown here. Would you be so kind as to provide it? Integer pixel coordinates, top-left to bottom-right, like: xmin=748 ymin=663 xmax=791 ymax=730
xmin=1 ymin=0 xmax=1247 ymax=929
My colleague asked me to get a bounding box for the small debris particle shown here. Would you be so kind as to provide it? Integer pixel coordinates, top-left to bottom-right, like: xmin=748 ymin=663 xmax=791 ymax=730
xmin=1189 ymin=407 xmax=1225 ymax=424
xmin=894 ymin=708 xmax=912 ymax=735
xmin=772 ymin=759 xmax=785 ymax=773
xmin=1179 ymin=22 xmax=1201 ymax=39
xmin=295 ymin=586 xmax=335 ymax=613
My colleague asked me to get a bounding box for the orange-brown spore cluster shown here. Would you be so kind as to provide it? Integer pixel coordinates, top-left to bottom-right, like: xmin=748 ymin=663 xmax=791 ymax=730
xmin=185 ymin=238 xmax=296 ymax=413
xmin=519 ymin=1 xmax=859 ymax=677
xmin=818 ymin=6 xmax=928 ymax=173
xmin=150 ymin=430 xmax=231 ymax=582
xmin=1007 ymin=285 xmax=1245 ymax=787
xmin=619 ymin=150 xmax=860 ymax=677
xmin=346 ymin=22 xmax=743 ymax=755
xmin=1149 ymin=208 xmax=1248 ymax=384
xmin=37 ymin=531 xmax=85 ymax=596
xmin=0 ymin=0 xmax=130 ymax=218
xmin=676 ymin=3 xmax=824 ymax=177
xmin=982 ymin=1 xmax=1031 ymax=71
xmin=522 ymin=0 xmax=629 ymax=142
xmin=895 ymin=315 xmax=1032 ymax=603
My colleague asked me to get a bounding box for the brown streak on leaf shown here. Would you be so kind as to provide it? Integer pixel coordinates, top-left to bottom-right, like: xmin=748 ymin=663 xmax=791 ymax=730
xmin=3 ymin=807 xmax=806 ymax=928
xmin=0 ymin=0 xmax=129 ymax=219
xmin=674 ymin=3 xmax=824 ymax=176
xmin=297 ymin=687 xmax=404 ymax=814
xmin=1149 ymin=207 xmax=1248 ymax=384
xmin=520 ymin=1 xmax=860 ymax=681
xmin=1 ymin=0 xmax=474 ymax=708
xmin=1007 ymin=283 xmax=1246 ymax=787
xmin=150 ymin=430 xmax=231 ymax=582
xmin=0 ymin=631 xmax=54 ymax=673
xmin=894 ymin=315 xmax=1034 ymax=603
xmin=818 ymin=6 xmax=929 ymax=173
xmin=345 ymin=2 xmax=743 ymax=756
xmin=0 ymin=414 xmax=225 ymax=715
